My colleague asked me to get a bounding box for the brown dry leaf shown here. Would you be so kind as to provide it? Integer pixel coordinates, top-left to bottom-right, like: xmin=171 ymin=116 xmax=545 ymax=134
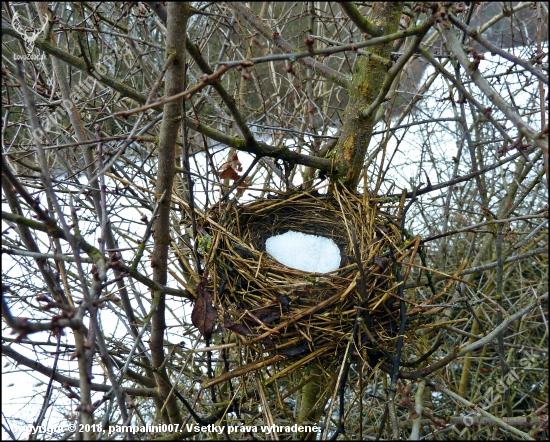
xmin=249 ymin=308 xmax=280 ymax=324
xmin=277 ymin=341 xmax=308 ymax=357
xmin=373 ymin=255 xmax=390 ymax=272
xmin=236 ymin=176 xmax=252 ymax=197
xmin=217 ymin=152 xmax=242 ymax=180
xmin=223 ymin=314 xmax=251 ymax=337
xmin=219 ymin=167 xmax=241 ymax=181
xmin=191 ymin=270 xmax=217 ymax=340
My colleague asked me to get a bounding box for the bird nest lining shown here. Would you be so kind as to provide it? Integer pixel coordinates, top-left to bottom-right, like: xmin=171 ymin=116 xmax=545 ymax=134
xmin=199 ymin=190 xmax=406 ymax=369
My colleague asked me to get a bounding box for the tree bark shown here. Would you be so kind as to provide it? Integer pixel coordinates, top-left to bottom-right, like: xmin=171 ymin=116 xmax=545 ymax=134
xmin=334 ymin=2 xmax=404 ymax=190
xmin=295 ymin=4 xmax=405 ymax=432
xmin=296 ymin=363 xmax=330 ymax=439
xmin=150 ymin=2 xmax=190 ymax=425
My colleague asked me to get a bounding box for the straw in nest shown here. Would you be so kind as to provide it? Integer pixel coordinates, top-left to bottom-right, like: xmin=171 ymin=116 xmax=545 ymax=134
xmin=197 ymin=188 xmax=407 ymax=384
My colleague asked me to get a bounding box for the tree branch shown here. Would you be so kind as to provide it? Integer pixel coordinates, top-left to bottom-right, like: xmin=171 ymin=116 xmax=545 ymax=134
xmin=228 ymin=2 xmax=349 ymax=88
xmin=1 ymin=211 xmax=192 ymax=299
xmin=435 ymin=385 xmax=535 ymax=440
xmin=2 ymin=22 xmax=331 ymax=173
xmin=338 ymin=2 xmax=382 ymax=37
xmin=448 ymin=13 xmax=548 ymax=84
xmin=150 ymin=2 xmax=190 ymax=425
xmin=362 ymin=16 xmax=434 ymax=119
xmin=1 ymin=345 xmax=158 ymax=397
xmin=441 ymin=24 xmax=547 ymax=152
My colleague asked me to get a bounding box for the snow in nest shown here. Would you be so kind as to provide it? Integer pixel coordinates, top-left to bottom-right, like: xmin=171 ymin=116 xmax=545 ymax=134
xmin=265 ymin=231 xmax=341 ymax=273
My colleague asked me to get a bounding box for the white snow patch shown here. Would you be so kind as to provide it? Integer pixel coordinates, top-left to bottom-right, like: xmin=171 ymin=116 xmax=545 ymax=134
xmin=265 ymin=231 xmax=341 ymax=273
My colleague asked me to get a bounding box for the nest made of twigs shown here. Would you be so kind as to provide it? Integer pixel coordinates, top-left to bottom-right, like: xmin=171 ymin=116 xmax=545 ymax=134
xmin=197 ymin=189 xmax=407 ymax=375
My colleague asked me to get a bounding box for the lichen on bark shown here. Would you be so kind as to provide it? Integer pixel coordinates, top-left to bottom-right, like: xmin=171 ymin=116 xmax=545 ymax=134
xmin=334 ymin=2 xmax=404 ymax=190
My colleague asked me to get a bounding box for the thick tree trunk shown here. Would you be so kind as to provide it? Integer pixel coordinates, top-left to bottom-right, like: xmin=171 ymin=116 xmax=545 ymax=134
xmin=296 ymin=4 xmax=405 ymax=432
xmin=296 ymin=363 xmax=330 ymax=439
xmin=334 ymin=2 xmax=404 ymax=190
xmin=150 ymin=2 xmax=190 ymax=425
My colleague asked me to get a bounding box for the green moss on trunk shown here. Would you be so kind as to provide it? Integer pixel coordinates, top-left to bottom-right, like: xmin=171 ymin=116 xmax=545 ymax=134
xmin=297 ymin=363 xmax=330 ymax=439
xmin=334 ymin=2 xmax=404 ymax=190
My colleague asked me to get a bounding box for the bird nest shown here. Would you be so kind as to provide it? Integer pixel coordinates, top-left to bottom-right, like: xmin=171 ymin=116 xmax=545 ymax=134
xmin=195 ymin=189 xmax=409 ymax=379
